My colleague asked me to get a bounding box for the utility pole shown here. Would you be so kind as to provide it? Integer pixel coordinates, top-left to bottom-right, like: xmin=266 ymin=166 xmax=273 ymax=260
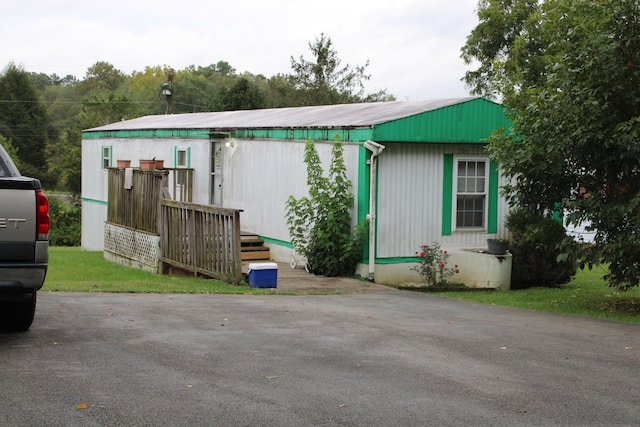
xmin=162 ymin=68 xmax=175 ymax=114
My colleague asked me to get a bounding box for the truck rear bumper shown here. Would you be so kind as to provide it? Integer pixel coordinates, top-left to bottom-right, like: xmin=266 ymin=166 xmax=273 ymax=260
xmin=0 ymin=263 xmax=48 ymax=291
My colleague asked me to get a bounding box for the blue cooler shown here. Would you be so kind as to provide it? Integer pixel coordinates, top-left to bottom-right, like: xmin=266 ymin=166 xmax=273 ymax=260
xmin=248 ymin=262 xmax=278 ymax=288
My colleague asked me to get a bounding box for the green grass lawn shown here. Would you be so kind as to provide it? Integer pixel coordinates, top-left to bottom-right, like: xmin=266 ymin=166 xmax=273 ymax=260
xmin=434 ymin=264 xmax=640 ymax=324
xmin=46 ymin=247 xmax=640 ymax=323
xmin=45 ymin=247 xmax=273 ymax=294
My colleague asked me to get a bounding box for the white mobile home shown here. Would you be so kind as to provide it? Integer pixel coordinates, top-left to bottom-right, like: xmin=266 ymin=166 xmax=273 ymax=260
xmin=82 ymin=98 xmax=513 ymax=287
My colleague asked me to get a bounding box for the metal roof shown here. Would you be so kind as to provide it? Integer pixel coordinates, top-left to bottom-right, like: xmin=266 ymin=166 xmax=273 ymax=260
xmin=86 ymin=98 xmax=480 ymax=132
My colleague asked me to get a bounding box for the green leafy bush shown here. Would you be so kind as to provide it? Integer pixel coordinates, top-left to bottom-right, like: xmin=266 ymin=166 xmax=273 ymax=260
xmin=48 ymin=196 xmax=81 ymax=246
xmin=506 ymin=207 xmax=579 ymax=289
xmin=286 ymin=138 xmax=367 ymax=277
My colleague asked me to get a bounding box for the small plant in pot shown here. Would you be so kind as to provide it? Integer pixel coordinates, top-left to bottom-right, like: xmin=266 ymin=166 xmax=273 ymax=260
xmin=487 ymin=236 xmax=509 ymax=255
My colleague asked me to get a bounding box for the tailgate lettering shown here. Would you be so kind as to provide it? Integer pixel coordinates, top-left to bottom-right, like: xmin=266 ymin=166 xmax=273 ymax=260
xmin=0 ymin=218 xmax=27 ymax=229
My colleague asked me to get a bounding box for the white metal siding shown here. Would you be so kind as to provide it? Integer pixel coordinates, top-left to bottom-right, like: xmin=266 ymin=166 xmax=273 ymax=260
xmin=81 ymin=139 xmax=111 ymax=251
xmin=81 ymin=200 xmax=107 ymax=251
xmin=82 ymin=137 xmax=211 ymax=202
xmin=376 ymin=143 xmax=510 ymax=258
xmin=81 ymin=137 xmax=211 ymax=250
xmin=224 ymin=139 xmax=360 ymax=242
xmin=81 ymin=135 xmax=511 ymax=258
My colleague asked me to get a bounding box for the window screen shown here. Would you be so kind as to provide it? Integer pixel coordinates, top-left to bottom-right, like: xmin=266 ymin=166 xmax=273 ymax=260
xmin=456 ymin=160 xmax=487 ymax=228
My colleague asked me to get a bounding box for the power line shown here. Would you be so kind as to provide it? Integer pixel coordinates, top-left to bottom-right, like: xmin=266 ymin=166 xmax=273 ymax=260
xmin=0 ymin=99 xmax=159 ymax=105
xmin=0 ymin=99 xmax=208 ymax=110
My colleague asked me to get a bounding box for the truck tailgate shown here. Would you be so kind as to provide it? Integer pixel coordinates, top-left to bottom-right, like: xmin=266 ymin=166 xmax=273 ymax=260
xmin=0 ymin=187 xmax=37 ymax=262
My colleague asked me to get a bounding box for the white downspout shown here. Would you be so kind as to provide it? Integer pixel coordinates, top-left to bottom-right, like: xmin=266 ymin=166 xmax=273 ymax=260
xmin=363 ymin=140 xmax=385 ymax=282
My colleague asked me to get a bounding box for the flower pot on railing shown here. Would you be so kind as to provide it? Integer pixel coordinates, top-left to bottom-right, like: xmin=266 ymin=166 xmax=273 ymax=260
xmin=487 ymin=238 xmax=509 ymax=255
xmin=117 ymin=160 xmax=131 ymax=169
xmin=155 ymin=159 xmax=164 ymax=169
xmin=139 ymin=160 xmax=156 ymax=171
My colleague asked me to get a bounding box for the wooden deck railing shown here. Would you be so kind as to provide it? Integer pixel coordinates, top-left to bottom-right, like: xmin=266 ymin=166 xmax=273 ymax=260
xmin=160 ymin=199 xmax=242 ymax=283
xmin=164 ymin=167 xmax=194 ymax=202
xmin=107 ymin=168 xmax=242 ymax=283
xmin=107 ymin=168 xmax=167 ymax=233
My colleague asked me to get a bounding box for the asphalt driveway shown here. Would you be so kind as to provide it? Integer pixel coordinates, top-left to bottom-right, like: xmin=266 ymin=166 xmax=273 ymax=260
xmin=1 ymin=291 xmax=639 ymax=426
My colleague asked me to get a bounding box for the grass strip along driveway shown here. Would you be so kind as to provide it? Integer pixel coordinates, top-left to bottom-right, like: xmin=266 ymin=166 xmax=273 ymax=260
xmin=46 ymin=247 xmax=640 ymax=324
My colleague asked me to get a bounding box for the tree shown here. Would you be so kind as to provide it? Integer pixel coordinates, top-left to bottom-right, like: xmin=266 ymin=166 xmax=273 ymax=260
xmin=173 ymin=68 xmax=225 ymax=113
xmin=59 ymin=128 xmax=82 ymax=197
xmin=0 ymin=134 xmax=21 ymax=170
xmin=127 ymin=65 xmax=173 ymax=115
xmin=290 ymin=33 xmax=390 ymax=105
xmin=461 ymin=0 xmax=545 ymax=105
xmin=462 ymin=0 xmax=640 ymax=290
xmin=77 ymin=62 xmax=141 ymax=127
xmin=262 ymin=73 xmax=301 ymax=108
xmin=80 ymin=89 xmax=140 ymax=127
xmin=190 ymin=61 xmax=236 ymax=78
xmin=0 ymin=63 xmax=54 ymax=184
xmin=44 ymin=81 xmax=82 ymax=129
xmin=221 ymin=76 xmax=266 ymax=111
xmin=80 ymin=61 xmax=126 ymax=94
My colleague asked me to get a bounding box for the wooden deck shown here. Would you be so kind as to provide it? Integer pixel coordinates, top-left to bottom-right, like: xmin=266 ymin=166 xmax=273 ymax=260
xmin=107 ymin=167 xmax=244 ymax=283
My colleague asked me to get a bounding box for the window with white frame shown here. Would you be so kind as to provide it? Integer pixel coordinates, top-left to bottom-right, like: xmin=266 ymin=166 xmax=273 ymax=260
xmin=455 ymin=158 xmax=488 ymax=229
xmin=102 ymin=146 xmax=111 ymax=169
xmin=176 ymin=148 xmax=188 ymax=168
xmin=175 ymin=147 xmax=189 ymax=186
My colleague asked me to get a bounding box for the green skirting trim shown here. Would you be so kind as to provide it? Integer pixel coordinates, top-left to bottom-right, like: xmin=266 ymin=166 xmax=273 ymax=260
xmin=255 ymin=237 xmax=419 ymax=265
xmin=253 ymin=237 xmax=422 ymax=265
xmin=82 ymin=197 xmax=108 ymax=206
xmin=258 ymin=236 xmax=294 ymax=249
xmin=374 ymin=257 xmax=420 ymax=264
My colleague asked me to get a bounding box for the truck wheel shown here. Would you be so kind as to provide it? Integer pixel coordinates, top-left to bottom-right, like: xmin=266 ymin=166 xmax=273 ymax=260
xmin=5 ymin=292 xmax=37 ymax=332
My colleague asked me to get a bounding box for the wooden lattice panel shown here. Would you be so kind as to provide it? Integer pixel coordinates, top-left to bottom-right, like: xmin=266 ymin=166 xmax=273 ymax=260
xmin=104 ymin=222 xmax=160 ymax=269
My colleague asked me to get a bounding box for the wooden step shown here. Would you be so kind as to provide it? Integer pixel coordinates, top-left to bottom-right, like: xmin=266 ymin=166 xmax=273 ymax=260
xmin=241 ymin=232 xmax=261 ymax=239
xmin=241 ymin=250 xmax=271 ymax=261
xmin=241 ymin=238 xmax=266 ymax=246
xmin=240 ymin=231 xmax=271 ymax=261
xmin=241 ymin=246 xmax=270 ymax=253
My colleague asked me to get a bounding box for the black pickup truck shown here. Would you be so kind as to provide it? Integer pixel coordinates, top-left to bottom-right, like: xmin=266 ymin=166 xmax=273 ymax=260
xmin=0 ymin=144 xmax=50 ymax=332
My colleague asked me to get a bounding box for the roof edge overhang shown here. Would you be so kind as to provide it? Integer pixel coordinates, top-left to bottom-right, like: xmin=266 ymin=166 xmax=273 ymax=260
xmin=83 ymin=125 xmax=375 ymax=140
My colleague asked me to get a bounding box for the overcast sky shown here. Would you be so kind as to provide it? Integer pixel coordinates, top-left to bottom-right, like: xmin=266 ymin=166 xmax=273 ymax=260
xmin=2 ymin=0 xmax=480 ymax=101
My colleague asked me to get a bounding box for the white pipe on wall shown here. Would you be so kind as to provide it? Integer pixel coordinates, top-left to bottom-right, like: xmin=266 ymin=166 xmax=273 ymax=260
xmin=363 ymin=140 xmax=385 ymax=282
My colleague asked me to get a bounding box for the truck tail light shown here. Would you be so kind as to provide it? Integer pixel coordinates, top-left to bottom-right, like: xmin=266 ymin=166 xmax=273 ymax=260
xmin=36 ymin=189 xmax=50 ymax=240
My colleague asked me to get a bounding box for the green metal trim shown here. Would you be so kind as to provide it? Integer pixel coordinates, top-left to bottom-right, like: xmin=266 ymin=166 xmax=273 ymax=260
xmin=174 ymin=146 xmax=191 ymax=168
xmin=371 ymin=98 xmax=511 ymax=143
xmin=258 ymin=236 xmax=294 ymax=249
xmin=210 ymin=132 xmax=231 ymax=139
xmin=82 ymin=129 xmax=212 ymax=139
xmin=81 ymin=197 xmax=108 ymax=206
xmin=83 ymin=128 xmax=375 ymax=142
xmin=100 ymin=145 xmax=113 ymax=169
xmin=231 ymin=128 xmax=373 ymax=142
xmin=374 ymin=257 xmax=420 ymax=264
xmin=357 ymin=145 xmax=370 ymax=228
xmin=552 ymin=202 xmax=563 ymax=223
xmin=487 ymin=160 xmax=499 ymax=234
xmin=442 ymin=154 xmax=454 ymax=235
